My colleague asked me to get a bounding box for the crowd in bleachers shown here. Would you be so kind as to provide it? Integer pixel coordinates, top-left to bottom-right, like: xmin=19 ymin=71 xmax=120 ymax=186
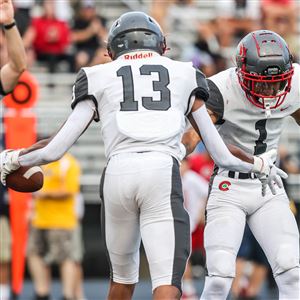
xmin=150 ymin=0 xmax=300 ymax=76
xmin=9 ymin=0 xmax=110 ymax=73
xmin=4 ymin=0 xmax=299 ymax=75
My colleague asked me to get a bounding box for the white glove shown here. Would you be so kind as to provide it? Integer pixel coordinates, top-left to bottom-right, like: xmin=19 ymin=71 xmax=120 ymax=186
xmin=259 ymin=165 xmax=287 ymax=196
xmin=252 ymin=149 xmax=277 ymax=175
xmin=252 ymin=149 xmax=288 ymax=196
xmin=0 ymin=149 xmax=21 ymax=186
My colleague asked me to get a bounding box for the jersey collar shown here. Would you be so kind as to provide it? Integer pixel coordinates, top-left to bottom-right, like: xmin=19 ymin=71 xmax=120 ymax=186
xmin=118 ymin=51 xmax=160 ymax=60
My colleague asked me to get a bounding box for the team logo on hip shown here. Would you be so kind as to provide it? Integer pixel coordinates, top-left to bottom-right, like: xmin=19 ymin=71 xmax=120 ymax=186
xmin=219 ymin=181 xmax=231 ymax=191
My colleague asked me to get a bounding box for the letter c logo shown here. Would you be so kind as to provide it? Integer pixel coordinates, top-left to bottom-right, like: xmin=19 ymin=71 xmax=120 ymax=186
xmin=219 ymin=181 xmax=231 ymax=191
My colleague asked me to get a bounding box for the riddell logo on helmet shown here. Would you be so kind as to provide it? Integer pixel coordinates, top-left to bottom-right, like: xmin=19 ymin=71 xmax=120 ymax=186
xmin=124 ymin=52 xmax=154 ymax=60
xmin=219 ymin=181 xmax=231 ymax=191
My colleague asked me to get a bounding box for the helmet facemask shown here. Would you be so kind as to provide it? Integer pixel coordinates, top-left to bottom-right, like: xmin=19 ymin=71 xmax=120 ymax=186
xmin=236 ymin=30 xmax=294 ymax=112
xmin=237 ymin=67 xmax=294 ymax=109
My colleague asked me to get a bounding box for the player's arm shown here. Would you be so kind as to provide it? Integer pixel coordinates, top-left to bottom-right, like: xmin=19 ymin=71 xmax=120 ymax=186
xmin=182 ymin=108 xmax=218 ymax=156
xmin=0 ymin=0 xmax=26 ymax=94
xmin=182 ymin=78 xmax=223 ymax=155
xmin=291 ymin=108 xmax=300 ymax=126
xmin=18 ymin=100 xmax=95 ymax=166
xmin=187 ymin=99 xmax=255 ymax=172
xmin=185 ymin=70 xmax=276 ymax=175
xmin=0 ymin=69 xmax=98 ymax=186
xmin=0 ymin=99 xmax=95 ymax=188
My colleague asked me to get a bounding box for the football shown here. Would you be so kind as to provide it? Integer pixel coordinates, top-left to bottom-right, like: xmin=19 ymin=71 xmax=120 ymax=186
xmin=6 ymin=166 xmax=44 ymax=193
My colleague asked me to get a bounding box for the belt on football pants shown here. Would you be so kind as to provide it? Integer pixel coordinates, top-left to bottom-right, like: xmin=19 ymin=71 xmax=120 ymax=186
xmin=228 ymin=171 xmax=257 ymax=180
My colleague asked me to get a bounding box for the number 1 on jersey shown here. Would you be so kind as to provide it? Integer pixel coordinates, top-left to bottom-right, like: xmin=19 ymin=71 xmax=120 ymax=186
xmin=254 ymin=119 xmax=267 ymax=155
xmin=117 ymin=65 xmax=171 ymax=111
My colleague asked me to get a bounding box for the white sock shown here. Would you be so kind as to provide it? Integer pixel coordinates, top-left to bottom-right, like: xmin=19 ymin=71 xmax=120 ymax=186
xmin=275 ymin=267 xmax=300 ymax=299
xmin=200 ymin=276 xmax=233 ymax=300
xmin=0 ymin=284 xmax=10 ymax=300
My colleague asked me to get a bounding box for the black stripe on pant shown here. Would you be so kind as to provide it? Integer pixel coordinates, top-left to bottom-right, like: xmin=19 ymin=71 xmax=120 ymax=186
xmin=171 ymin=157 xmax=191 ymax=293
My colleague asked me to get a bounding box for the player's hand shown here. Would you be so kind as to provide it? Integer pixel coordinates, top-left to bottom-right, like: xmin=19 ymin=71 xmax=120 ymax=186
xmin=0 ymin=0 xmax=14 ymax=25
xmin=252 ymin=149 xmax=277 ymax=176
xmin=257 ymin=165 xmax=288 ymax=196
xmin=252 ymin=149 xmax=288 ymax=196
xmin=0 ymin=149 xmax=21 ymax=186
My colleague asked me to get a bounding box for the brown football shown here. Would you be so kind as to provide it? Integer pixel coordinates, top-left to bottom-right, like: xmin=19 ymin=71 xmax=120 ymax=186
xmin=6 ymin=166 xmax=44 ymax=192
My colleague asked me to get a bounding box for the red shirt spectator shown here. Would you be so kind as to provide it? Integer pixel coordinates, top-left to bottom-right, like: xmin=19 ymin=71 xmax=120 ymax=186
xmin=187 ymin=152 xmax=214 ymax=182
xmin=31 ymin=17 xmax=70 ymax=55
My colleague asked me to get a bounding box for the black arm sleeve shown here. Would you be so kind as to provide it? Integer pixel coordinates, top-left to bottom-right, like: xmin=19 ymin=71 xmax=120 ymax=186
xmin=190 ymin=69 xmax=210 ymax=101
xmin=71 ymin=69 xmax=99 ymax=121
xmin=205 ymin=79 xmax=224 ymax=125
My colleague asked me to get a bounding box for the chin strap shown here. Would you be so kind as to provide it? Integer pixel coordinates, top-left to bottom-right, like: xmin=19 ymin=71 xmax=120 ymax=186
xmin=264 ymin=102 xmax=272 ymax=118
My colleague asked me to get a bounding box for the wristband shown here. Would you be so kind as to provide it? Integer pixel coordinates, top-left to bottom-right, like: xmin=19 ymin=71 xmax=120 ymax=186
xmin=3 ymin=21 xmax=16 ymax=30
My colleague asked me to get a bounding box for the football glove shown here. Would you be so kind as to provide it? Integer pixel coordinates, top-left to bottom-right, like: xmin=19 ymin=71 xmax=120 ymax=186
xmin=257 ymin=165 xmax=287 ymax=196
xmin=252 ymin=149 xmax=277 ymax=176
xmin=252 ymin=149 xmax=288 ymax=196
xmin=0 ymin=149 xmax=21 ymax=186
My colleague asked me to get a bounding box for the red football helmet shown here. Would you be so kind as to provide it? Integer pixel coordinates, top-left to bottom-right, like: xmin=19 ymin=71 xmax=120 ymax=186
xmin=236 ymin=30 xmax=294 ymax=109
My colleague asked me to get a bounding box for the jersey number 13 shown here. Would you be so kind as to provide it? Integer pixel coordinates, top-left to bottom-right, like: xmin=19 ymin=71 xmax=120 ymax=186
xmin=117 ymin=65 xmax=171 ymax=111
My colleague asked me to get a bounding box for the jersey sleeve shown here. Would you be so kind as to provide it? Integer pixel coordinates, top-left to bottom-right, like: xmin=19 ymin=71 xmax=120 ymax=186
xmin=191 ymin=69 xmax=210 ymax=101
xmin=71 ymin=69 xmax=99 ymax=121
xmin=186 ymin=69 xmax=210 ymax=115
xmin=205 ymin=79 xmax=224 ymax=125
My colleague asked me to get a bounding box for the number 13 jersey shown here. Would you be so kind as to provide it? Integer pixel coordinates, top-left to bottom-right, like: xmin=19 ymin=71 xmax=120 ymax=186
xmin=71 ymin=51 xmax=208 ymax=160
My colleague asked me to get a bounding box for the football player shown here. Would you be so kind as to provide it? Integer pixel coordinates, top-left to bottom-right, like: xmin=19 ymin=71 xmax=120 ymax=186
xmin=0 ymin=0 xmax=26 ymax=98
xmin=0 ymin=13 xmax=287 ymax=300
xmin=183 ymin=30 xmax=300 ymax=299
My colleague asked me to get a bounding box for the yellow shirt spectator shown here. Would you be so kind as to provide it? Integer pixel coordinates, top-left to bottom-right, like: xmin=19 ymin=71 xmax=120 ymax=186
xmin=32 ymin=153 xmax=80 ymax=229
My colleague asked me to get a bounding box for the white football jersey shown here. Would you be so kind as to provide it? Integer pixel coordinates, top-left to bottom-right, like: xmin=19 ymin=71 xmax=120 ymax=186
xmin=206 ymin=63 xmax=300 ymax=159
xmin=71 ymin=51 xmax=208 ymax=160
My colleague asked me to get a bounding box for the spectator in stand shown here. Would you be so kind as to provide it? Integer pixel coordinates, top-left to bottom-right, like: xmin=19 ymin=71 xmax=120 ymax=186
xmin=261 ymin=0 xmax=299 ymax=61
xmin=182 ymin=24 xmax=228 ymax=77
xmin=23 ymin=0 xmax=74 ymax=73
xmin=13 ymin=0 xmax=34 ymax=36
xmin=150 ymin=0 xmax=194 ymax=32
xmin=213 ymin=0 xmax=261 ymax=52
xmin=186 ymin=151 xmax=214 ymax=182
xmin=27 ymin=153 xmax=81 ymax=300
xmin=71 ymin=0 xmax=109 ymax=71
xmin=180 ymin=158 xmax=208 ymax=300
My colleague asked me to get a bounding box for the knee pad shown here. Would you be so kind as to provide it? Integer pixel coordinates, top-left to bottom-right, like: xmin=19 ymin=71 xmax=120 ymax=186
xmin=274 ymin=244 xmax=299 ymax=275
xmin=206 ymin=248 xmax=236 ymax=278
